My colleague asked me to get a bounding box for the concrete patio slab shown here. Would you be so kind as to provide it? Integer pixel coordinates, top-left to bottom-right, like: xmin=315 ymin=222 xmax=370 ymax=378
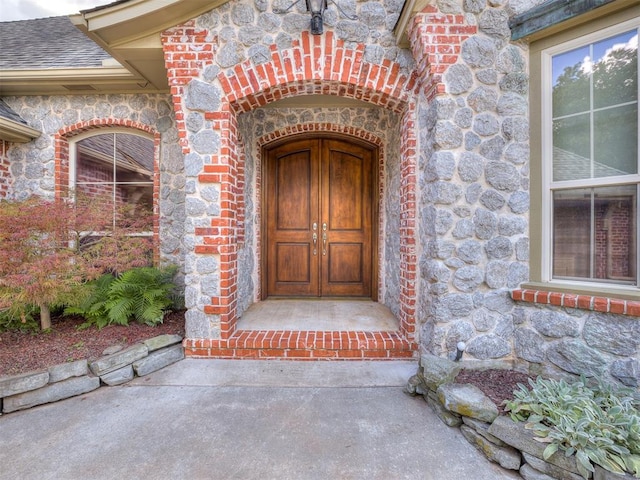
xmin=0 ymin=359 xmax=521 ymax=480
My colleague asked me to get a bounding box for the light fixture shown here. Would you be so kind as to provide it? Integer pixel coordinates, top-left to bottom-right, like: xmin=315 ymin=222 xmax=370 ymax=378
xmin=306 ymin=0 xmax=327 ymax=35
xmin=274 ymin=0 xmax=354 ymax=35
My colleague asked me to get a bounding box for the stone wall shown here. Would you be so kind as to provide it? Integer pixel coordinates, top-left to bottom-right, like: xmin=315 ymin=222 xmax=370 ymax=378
xmin=163 ymin=0 xmax=420 ymax=343
xmin=408 ymin=354 xmax=638 ymax=480
xmin=1 ymin=94 xmax=186 ymax=278
xmin=416 ymin=0 xmax=531 ymax=360
xmin=0 ymin=140 xmax=8 ymax=198
xmin=0 ymin=334 xmax=183 ymax=414
xmin=512 ymin=298 xmax=640 ymax=388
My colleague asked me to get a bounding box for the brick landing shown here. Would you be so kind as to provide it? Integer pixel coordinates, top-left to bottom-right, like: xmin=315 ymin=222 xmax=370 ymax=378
xmin=183 ymin=330 xmax=417 ymax=360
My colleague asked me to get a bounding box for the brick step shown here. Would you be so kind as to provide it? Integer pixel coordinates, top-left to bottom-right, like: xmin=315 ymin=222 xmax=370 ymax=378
xmin=184 ymin=330 xmax=417 ymax=360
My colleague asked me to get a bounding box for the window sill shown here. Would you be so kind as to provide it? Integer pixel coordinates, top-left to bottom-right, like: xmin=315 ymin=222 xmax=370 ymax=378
xmin=511 ymin=288 xmax=640 ymax=317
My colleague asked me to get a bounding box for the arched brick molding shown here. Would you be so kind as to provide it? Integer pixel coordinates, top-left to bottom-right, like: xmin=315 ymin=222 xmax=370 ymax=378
xmin=164 ymin=23 xmax=419 ymax=357
xmin=0 ymin=140 xmax=10 ymax=198
xmin=250 ymin=126 xmax=408 ymax=337
xmin=54 ymin=119 xmax=161 ymax=261
xmin=406 ymin=4 xmax=478 ymax=100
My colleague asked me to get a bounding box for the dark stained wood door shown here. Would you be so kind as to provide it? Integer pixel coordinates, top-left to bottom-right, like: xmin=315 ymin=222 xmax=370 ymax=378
xmin=264 ymin=137 xmax=375 ymax=298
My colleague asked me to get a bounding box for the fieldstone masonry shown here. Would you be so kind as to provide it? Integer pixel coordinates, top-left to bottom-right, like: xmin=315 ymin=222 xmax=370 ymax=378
xmin=1 ymin=94 xmax=186 ymax=280
xmin=412 ymin=0 xmax=638 ymax=391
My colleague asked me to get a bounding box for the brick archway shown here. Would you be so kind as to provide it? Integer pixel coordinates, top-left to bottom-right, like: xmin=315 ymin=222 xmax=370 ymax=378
xmin=164 ymin=25 xmax=419 ymax=358
xmin=54 ymin=119 xmax=161 ymax=260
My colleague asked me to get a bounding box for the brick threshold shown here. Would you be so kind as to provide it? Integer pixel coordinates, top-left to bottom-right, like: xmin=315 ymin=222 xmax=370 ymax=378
xmin=184 ymin=329 xmax=417 ymax=360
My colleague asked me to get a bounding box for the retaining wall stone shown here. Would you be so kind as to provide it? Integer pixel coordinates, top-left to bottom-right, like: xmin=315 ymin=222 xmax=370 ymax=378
xmin=1 ymin=334 xmax=184 ymax=415
xmin=89 ymin=344 xmax=149 ymax=376
xmin=3 ymin=376 xmax=100 ymax=413
xmin=460 ymin=424 xmax=521 ymax=470
xmin=405 ymin=358 xmax=640 ymax=479
xmin=0 ymin=371 xmax=49 ymax=398
xmin=133 ymin=344 xmax=184 ymax=376
xmin=100 ymin=365 xmax=136 ymax=386
xmin=48 ymin=359 xmax=88 ymax=383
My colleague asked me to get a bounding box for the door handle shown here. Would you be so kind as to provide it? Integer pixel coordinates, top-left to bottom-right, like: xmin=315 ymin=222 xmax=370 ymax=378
xmin=322 ymin=222 xmax=327 ymax=256
xmin=312 ymin=222 xmax=318 ymax=256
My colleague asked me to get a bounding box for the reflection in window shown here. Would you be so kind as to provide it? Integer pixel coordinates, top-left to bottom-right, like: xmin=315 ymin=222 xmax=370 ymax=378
xmin=547 ymin=24 xmax=639 ymax=289
xmin=552 ymin=30 xmax=638 ymax=181
xmin=553 ymin=186 xmax=637 ymax=284
xmin=75 ymin=133 xmax=154 ymax=232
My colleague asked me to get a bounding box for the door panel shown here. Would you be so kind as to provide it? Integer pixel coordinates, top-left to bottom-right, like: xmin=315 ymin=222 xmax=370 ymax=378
xmin=265 ymin=137 xmax=374 ymax=298
xmin=266 ymin=139 xmax=320 ymax=296
xmin=321 ymin=140 xmax=372 ymax=296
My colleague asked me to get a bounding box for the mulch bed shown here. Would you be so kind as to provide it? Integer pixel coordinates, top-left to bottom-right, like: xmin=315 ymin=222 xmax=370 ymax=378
xmin=0 ymin=310 xmax=185 ymax=377
xmin=2 ymin=311 xmax=533 ymax=414
xmin=455 ymin=368 xmax=533 ymax=413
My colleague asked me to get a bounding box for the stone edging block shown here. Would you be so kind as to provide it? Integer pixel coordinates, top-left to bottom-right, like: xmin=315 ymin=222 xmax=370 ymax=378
xmin=406 ymin=359 xmax=640 ymax=479
xmin=1 ymin=334 xmax=183 ymax=415
xmin=3 ymin=375 xmax=100 ymax=413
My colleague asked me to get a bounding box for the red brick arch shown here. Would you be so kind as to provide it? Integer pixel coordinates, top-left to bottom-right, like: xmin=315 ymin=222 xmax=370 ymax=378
xmin=55 ymin=119 xmax=159 ymax=199
xmin=54 ymin=119 xmax=161 ymax=260
xmin=163 ymin=23 xmax=419 ymax=357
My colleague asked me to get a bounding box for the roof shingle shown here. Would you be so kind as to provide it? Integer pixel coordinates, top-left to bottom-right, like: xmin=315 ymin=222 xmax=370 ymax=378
xmin=0 ymin=99 xmax=28 ymax=124
xmin=0 ymin=16 xmax=112 ymax=70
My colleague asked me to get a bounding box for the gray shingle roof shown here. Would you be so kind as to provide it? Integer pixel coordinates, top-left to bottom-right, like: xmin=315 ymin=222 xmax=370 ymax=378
xmin=553 ymin=147 xmax=629 ymax=181
xmin=0 ymin=99 xmax=27 ymax=124
xmin=0 ymin=16 xmax=112 ymax=70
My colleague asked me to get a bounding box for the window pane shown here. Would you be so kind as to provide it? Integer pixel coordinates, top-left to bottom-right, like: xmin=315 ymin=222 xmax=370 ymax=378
xmin=76 ymin=134 xmax=115 ymax=183
xmin=553 ymin=188 xmax=591 ymax=278
xmin=76 ymin=184 xmax=116 ymax=230
xmin=594 ymin=104 xmax=638 ymax=175
xmin=552 ymin=45 xmax=590 ymax=117
xmin=116 ymin=184 xmax=153 ymax=230
xmin=552 ymin=113 xmax=590 ymax=181
xmin=553 ymin=186 xmax=637 ymax=283
xmin=593 ymin=31 xmax=638 ymax=109
xmin=114 ymin=133 xmax=154 ymax=183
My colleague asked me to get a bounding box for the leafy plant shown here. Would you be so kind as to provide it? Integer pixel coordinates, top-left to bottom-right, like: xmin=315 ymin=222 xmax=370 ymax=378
xmin=66 ymin=266 xmax=179 ymax=329
xmin=0 ymin=194 xmax=154 ymax=330
xmin=0 ymin=198 xmax=90 ymax=329
xmin=505 ymin=376 xmax=640 ymax=479
xmin=0 ymin=303 xmax=39 ymax=332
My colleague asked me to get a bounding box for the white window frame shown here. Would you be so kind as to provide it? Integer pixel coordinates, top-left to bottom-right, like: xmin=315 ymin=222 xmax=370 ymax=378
xmin=540 ymin=17 xmax=640 ymax=293
xmin=69 ymin=128 xmax=155 ymax=238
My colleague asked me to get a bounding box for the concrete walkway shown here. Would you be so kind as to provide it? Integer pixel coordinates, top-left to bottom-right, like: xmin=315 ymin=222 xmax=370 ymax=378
xmin=0 ymin=359 xmax=520 ymax=480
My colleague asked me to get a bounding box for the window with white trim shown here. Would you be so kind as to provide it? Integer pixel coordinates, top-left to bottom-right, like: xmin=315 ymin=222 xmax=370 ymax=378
xmin=541 ymin=19 xmax=639 ymax=290
xmin=70 ymin=130 xmax=155 ymax=240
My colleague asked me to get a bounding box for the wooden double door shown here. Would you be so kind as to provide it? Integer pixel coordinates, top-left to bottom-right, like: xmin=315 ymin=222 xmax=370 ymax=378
xmin=263 ymin=137 xmax=377 ymax=298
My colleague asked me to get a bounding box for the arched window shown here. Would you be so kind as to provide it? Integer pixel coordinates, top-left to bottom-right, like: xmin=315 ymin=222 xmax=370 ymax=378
xmin=70 ymin=130 xmax=155 ymax=237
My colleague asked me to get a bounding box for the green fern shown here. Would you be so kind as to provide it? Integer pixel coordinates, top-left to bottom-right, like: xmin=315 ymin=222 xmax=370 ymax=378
xmin=64 ymin=273 xmax=115 ymax=329
xmin=65 ymin=266 xmax=179 ymax=328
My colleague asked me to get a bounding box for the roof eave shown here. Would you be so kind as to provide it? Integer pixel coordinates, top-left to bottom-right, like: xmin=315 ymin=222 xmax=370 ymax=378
xmin=0 ymin=117 xmax=41 ymax=143
xmin=0 ymin=66 xmax=158 ymax=96
xmin=69 ymin=0 xmax=230 ymax=92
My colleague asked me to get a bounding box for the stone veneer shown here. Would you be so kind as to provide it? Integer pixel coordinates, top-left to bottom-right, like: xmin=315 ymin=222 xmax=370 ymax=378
xmin=236 ymin=106 xmax=402 ymax=318
xmin=411 ymin=0 xmax=639 ymax=390
xmin=0 ymin=0 xmax=637 ymax=378
xmin=162 ymin=0 xmax=422 ymax=348
xmin=0 ymin=140 xmax=9 ymax=198
xmin=1 ymin=94 xmax=186 ymax=279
